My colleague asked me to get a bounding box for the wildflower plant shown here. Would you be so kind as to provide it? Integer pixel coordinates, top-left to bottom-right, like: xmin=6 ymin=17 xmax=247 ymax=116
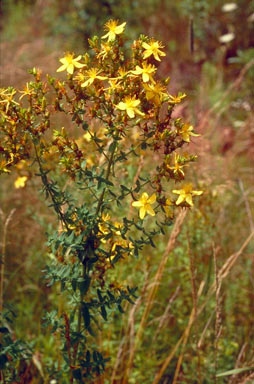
xmin=0 ymin=20 xmax=202 ymax=382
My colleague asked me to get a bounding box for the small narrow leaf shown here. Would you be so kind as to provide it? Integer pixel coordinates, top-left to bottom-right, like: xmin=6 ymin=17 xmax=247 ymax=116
xmin=101 ymin=305 xmax=107 ymax=321
xmin=72 ymin=368 xmax=82 ymax=380
xmin=118 ymin=304 xmax=124 ymax=313
xmin=216 ymin=366 xmax=254 ymax=377
xmin=82 ymin=304 xmax=90 ymax=328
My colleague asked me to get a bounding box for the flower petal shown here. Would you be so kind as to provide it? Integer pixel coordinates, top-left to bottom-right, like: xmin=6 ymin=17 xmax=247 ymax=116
xmin=132 ymin=201 xmax=143 ymax=207
xmin=185 ymin=195 xmax=193 ymax=206
xmin=175 ymin=195 xmax=185 ymax=205
xmin=127 ymin=108 xmax=135 ymax=118
xmin=146 ymin=206 xmax=155 ymax=216
xmin=142 ymin=42 xmax=151 ymax=49
xmin=116 ymin=102 xmax=126 ymax=111
xmin=141 ymin=192 xmax=149 ymax=201
xmin=67 ymin=64 xmax=74 ymax=74
xmin=192 ymin=190 xmax=203 ymax=196
xmin=74 ymin=62 xmax=86 ymax=68
xmin=139 ymin=206 xmax=146 ymax=219
xmin=148 ymin=193 xmax=156 ymax=204
xmin=57 ymin=64 xmax=67 ymax=72
xmin=172 ymin=189 xmax=181 ymax=195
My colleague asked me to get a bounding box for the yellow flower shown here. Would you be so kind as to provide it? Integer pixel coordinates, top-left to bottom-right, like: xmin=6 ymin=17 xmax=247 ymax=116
xmin=178 ymin=123 xmax=200 ymax=143
xmin=110 ymin=238 xmax=129 ymax=258
xmin=19 ymin=83 xmax=35 ymax=100
xmin=143 ymin=82 xmax=168 ymax=105
xmin=132 ymin=192 xmax=156 ymax=219
xmin=117 ymin=67 xmax=130 ymax=78
xmin=98 ymin=213 xmax=111 ymax=243
xmin=168 ymin=93 xmax=186 ymax=104
xmin=102 ymin=20 xmax=126 ymax=42
xmin=113 ymin=222 xmax=123 ymax=235
xmin=102 ymin=213 xmax=111 ymax=222
xmin=14 ymin=176 xmax=28 ymax=189
xmin=110 ymin=67 xmax=130 ymax=81
xmin=74 ymin=72 xmax=86 ymax=83
xmin=0 ymin=161 xmax=10 ymax=173
xmin=0 ymin=88 xmax=19 ymax=112
xmin=81 ymin=68 xmax=107 ymax=88
xmin=131 ymin=62 xmax=156 ymax=83
xmin=83 ymin=132 xmax=92 ymax=142
xmin=97 ymin=43 xmax=112 ymax=60
xmin=116 ymin=96 xmax=145 ymax=119
xmin=105 ymin=68 xmax=130 ymax=92
xmin=167 ymin=154 xmax=188 ymax=177
xmin=57 ymin=53 xmax=85 ymax=75
xmin=164 ymin=198 xmax=174 ymax=218
xmin=172 ymin=183 xmax=203 ymax=206
xmin=142 ymin=40 xmax=166 ymax=61
xmin=104 ymin=79 xmax=122 ymax=94
xmin=0 ymin=153 xmax=14 ymax=173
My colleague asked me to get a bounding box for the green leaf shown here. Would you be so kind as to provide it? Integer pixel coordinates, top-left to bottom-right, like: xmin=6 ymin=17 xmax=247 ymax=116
xmin=72 ymin=368 xmax=82 ymax=380
xmin=66 ymin=231 xmax=75 ymax=245
xmin=216 ymin=366 xmax=254 ymax=377
xmin=97 ymin=176 xmax=113 ymax=186
xmin=0 ymin=327 xmax=9 ymax=334
xmin=71 ymin=279 xmax=77 ymax=292
xmin=87 ymin=325 xmax=95 ymax=337
xmin=81 ymin=160 xmax=87 ymax=169
xmin=97 ymin=289 xmax=103 ymax=303
xmin=118 ymin=304 xmax=124 ymax=314
xmin=82 ymin=304 xmax=90 ymax=328
xmin=107 ymin=290 xmax=114 ymax=300
xmin=108 ymin=141 xmax=116 ymax=153
xmin=82 ymin=122 xmax=89 ymax=131
xmin=93 ymin=350 xmax=98 ymax=362
xmin=101 ymin=306 xmax=107 ymax=321
xmin=120 ymin=184 xmax=130 ymax=192
xmin=0 ymin=354 xmax=8 ymax=369
xmin=78 ymin=277 xmax=91 ymax=295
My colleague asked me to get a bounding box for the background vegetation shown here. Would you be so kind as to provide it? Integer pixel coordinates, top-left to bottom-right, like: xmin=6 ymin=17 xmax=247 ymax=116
xmin=0 ymin=0 xmax=254 ymax=383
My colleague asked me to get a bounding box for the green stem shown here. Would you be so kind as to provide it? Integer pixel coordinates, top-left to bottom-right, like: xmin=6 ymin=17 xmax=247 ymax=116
xmin=0 ymin=210 xmax=15 ymax=313
xmin=73 ymin=137 xmax=118 ymax=370
xmin=33 ymin=142 xmax=69 ymax=230
xmin=95 ymin=138 xmax=118 ymax=216
xmin=73 ymin=263 xmax=86 ymax=367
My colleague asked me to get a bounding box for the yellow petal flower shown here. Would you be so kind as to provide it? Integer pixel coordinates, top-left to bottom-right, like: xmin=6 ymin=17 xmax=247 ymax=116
xmin=57 ymin=53 xmax=85 ymax=75
xmin=143 ymin=82 xmax=168 ymax=105
xmin=132 ymin=192 xmax=157 ymax=219
xmin=147 ymin=193 xmax=156 ymax=204
xmin=102 ymin=20 xmax=126 ymax=41
xmin=139 ymin=206 xmax=146 ymax=220
xmin=178 ymin=124 xmax=200 ymax=143
xmin=81 ymin=68 xmax=107 ymax=88
xmin=173 ymin=184 xmax=203 ymax=206
xmin=14 ymin=176 xmax=28 ymax=189
xmin=142 ymin=40 xmax=166 ymax=61
xmin=164 ymin=198 xmax=174 ymax=218
xmin=116 ymin=96 xmax=145 ymax=119
xmin=168 ymin=93 xmax=186 ymax=104
xmin=131 ymin=62 xmax=156 ymax=83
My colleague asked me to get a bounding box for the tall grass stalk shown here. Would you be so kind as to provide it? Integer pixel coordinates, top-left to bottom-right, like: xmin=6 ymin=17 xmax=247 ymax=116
xmin=122 ymin=210 xmax=187 ymax=384
xmin=0 ymin=209 xmax=15 ymax=313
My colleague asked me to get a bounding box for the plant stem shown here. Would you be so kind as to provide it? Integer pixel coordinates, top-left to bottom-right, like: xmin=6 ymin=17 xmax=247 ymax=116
xmin=0 ymin=209 xmax=15 ymax=313
xmin=73 ymin=136 xmax=118 ymax=370
xmin=95 ymin=138 xmax=118 ymax=216
xmin=33 ymin=142 xmax=69 ymax=230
